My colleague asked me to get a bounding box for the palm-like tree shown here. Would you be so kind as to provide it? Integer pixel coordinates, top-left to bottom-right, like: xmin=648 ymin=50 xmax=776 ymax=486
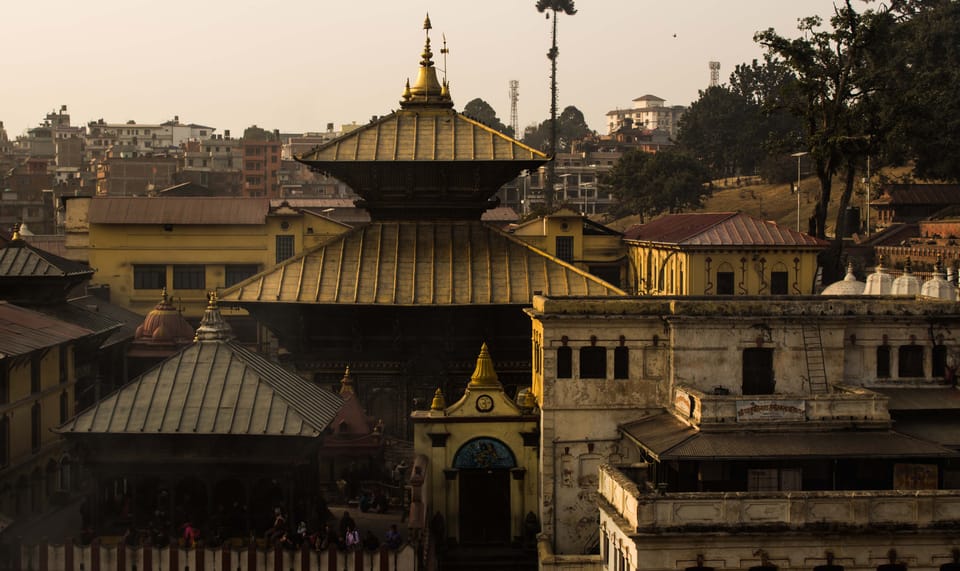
xmin=536 ymin=0 xmax=576 ymax=209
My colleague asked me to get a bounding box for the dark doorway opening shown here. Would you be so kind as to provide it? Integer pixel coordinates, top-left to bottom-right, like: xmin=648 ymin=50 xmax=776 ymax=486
xmin=742 ymin=348 xmax=775 ymax=395
xmin=459 ymin=469 xmax=510 ymax=543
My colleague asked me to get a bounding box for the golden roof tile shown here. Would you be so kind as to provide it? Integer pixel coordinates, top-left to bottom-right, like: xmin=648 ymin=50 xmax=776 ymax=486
xmin=220 ymin=221 xmax=625 ymax=305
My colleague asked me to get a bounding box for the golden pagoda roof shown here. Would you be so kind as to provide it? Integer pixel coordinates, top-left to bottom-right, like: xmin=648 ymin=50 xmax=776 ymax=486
xmin=220 ymin=221 xmax=625 ymax=306
xmin=297 ymin=110 xmax=545 ymax=164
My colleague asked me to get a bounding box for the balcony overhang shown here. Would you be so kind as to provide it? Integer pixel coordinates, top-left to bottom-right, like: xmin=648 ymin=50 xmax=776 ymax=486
xmin=620 ymin=412 xmax=957 ymax=461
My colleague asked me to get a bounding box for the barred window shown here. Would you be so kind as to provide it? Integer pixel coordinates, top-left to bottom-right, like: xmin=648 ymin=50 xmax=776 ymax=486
xmin=173 ymin=265 xmax=205 ymax=290
xmin=225 ymin=264 xmax=260 ymax=287
xmin=276 ymin=235 xmax=295 ymax=263
xmin=555 ymin=236 xmax=574 ymax=262
xmin=133 ymin=265 xmax=166 ymax=289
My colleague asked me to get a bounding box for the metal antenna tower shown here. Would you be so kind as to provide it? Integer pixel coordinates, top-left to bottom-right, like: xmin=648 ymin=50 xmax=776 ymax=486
xmin=509 ymin=80 xmax=519 ymax=137
xmin=709 ymin=61 xmax=721 ymax=87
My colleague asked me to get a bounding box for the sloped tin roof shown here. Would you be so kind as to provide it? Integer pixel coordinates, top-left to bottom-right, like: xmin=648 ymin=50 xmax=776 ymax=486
xmin=220 ymin=221 xmax=625 ymax=305
xmin=297 ymin=108 xmax=547 ymax=164
xmin=623 ymin=212 xmax=828 ymax=248
xmin=58 ymin=340 xmax=343 ymax=437
xmin=0 ymin=240 xmax=93 ymax=278
xmin=88 ymin=197 xmax=271 ymax=225
xmin=0 ymin=302 xmax=95 ymax=357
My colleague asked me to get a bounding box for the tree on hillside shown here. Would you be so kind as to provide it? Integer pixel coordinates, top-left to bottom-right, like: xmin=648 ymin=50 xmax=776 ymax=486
xmin=601 ymin=149 xmax=712 ymax=222
xmin=675 ymin=86 xmax=762 ymax=178
xmin=463 ymin=98 xmax=513 ymax=137
xmin=875 ymin=0 xmax=960 ymax=182
xmin=523 ymin=105 xmax=592 ymax=153
xmin=536 ymin=0 xmax=577 ymax=209
xmin=756 ymin=1 xmax=896 ymax=280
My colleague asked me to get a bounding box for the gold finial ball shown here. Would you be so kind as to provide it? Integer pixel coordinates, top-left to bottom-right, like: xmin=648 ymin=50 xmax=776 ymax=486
xmin=430 ymin=387 xmax=446 ymax=411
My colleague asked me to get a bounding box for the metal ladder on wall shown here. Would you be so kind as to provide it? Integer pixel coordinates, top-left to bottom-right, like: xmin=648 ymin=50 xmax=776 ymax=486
xmin=801 ymin=322 xmax=829 ymax=394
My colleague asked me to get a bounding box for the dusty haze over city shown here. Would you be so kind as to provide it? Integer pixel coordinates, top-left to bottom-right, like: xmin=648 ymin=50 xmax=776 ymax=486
xmin=4 ymin=0 xmax=841 ymax=137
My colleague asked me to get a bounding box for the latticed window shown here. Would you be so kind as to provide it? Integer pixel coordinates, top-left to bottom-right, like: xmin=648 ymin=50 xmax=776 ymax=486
xmin=555 ymin=236 xmax=574 ymax=262
xmin=173 ymin=265 xmax=206 ymax=290
xmin=276 ymin=235 xmax=295 ymax=263
xmin=225 ymin=264 xmax=259 ymax=287
xmin=133 ymin=265 xmax=166 ymax=289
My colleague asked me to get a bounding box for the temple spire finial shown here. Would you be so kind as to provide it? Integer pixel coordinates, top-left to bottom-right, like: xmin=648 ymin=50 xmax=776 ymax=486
xmin=401 ymin=15 xmax=453 ymax=108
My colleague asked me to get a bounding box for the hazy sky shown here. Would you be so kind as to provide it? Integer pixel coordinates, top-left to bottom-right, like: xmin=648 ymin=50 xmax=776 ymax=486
xmin=3 ymin=0 xmax=844 ymax=139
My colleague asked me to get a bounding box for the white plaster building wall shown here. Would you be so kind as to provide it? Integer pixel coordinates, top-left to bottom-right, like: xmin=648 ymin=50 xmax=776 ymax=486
xmin=533 ymin=312 xmax=665 ymax=554
xmin=531 ymin=296 xmax=960 ymax=557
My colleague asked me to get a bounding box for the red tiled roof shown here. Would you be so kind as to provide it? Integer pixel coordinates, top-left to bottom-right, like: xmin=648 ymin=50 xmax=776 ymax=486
xmin=623 ymin=212 xmax=828 ymax=248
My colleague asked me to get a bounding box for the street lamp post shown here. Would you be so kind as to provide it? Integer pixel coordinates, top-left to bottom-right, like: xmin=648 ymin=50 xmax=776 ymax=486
xmin=791 ymin=152 xmax=809 ymax=232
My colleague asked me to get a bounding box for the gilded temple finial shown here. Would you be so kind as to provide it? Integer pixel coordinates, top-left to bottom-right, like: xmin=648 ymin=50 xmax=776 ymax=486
xmin=430 ymin=387 xmax=446 ymax=411
xmin=401 ymin=15 xmax=453 ymax=108
xmin=468 ymin=342 xmax=501 ymax=389
xmin=339 ymin=366 xmax=355 ymax=396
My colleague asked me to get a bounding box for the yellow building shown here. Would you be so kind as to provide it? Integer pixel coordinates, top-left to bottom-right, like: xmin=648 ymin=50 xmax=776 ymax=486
xmin=411 ymin=344 xmax=539 ymax=547
xmin=68 ymin=196 xmax=351 ymax=320
xmin=624 ymin=212 xmax=828 ymax=295
xmin=510 ymin=208 xmax=625 ymax=288
xmin=0 ymin=303 xmax=91 ymax=519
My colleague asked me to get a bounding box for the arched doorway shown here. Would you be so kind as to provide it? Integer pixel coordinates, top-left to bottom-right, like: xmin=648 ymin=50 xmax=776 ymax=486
xmin=453 ymin=437 xmax=516 ymax=544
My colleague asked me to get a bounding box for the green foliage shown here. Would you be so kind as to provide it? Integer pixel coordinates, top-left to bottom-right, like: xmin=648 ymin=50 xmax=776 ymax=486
xmin=601 ymin=150 xmax=712 ymax=221
xmin=462 ymin=98 xmax=513 ymax=137
xmin=523 ymin=106 xmax=593 ymax=153
xmin=535 ymin=0 xmax=576 ymax=15
xmin=675 ymin=86 xmax=762 ymax=178
xmin=876 ymin=0 xmax=960 ymax=181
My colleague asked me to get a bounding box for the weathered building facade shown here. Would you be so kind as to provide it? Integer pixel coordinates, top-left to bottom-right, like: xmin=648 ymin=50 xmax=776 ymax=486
xmin=527 ymin=295 xmax=960 ymax=567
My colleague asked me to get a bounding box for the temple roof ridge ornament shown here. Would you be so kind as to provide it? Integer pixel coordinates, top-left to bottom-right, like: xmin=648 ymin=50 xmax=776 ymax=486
xmin=401 ymin=13 xmax=453 ymax=109
xmin=194 ymin=290 xmax=234 ymax=342
xmin=467 ymin=342 xmax=502 ymax=390
xmin=339 ymin=366 xmax=356 ymax=396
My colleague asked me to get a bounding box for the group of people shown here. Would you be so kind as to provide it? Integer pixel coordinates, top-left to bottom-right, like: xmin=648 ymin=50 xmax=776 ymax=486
xmin=265 ymin=507 xmax=403 ymax=552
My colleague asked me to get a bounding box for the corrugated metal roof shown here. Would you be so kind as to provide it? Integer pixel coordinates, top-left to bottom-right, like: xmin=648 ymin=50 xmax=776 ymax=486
xmin=876 ymin=184 xmax=960 ymax=205
xmin=58 ymin=340 xmax=343 ymax=437
xmin=665 ymin=430 xmax=954 ymax=459
xmin=220 ymin=221 xmax=626 ymax=305
xmin=624 ymin=212 xmax=829 ymax=248
xmin=0 ymin=240 xmax=93 ymax=278
xmin=297 ymin=109 xmax=547 ymax=163
xmin=0 ymin=302 xmax=96 ymax=358
xmin=620 ymin=413 xmax=697 ymax=456
xmin=88 ymin=197 xmax=271 ymax=225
